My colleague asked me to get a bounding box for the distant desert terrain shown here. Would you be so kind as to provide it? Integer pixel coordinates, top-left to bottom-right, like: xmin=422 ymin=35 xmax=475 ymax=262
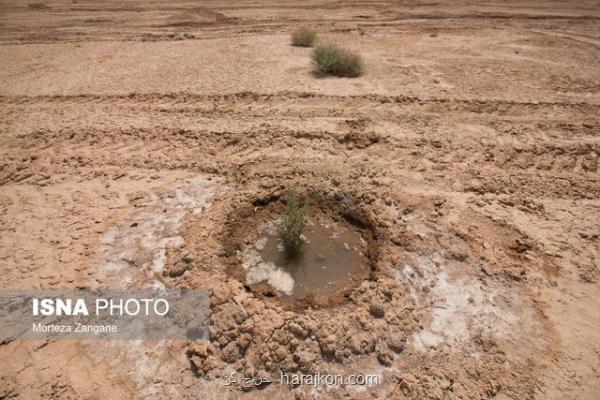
xmin=0 ymin=1 xmax=599 ymax=399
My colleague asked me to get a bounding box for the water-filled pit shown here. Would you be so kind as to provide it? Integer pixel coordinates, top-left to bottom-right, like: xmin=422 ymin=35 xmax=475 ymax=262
xmin=252 ymin=218 xmax=370 ymax=299
xmin=224 ymin=190 xmax=378 ymax=306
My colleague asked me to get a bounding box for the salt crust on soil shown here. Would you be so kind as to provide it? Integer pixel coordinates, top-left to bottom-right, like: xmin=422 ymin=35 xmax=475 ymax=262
xmin=398 ymin=214 xmax=545 ymax=355
xmin=83 ymin=178 xmax=222 ymax=397
xmin=98 ymin=177 xmax=217 ymax=288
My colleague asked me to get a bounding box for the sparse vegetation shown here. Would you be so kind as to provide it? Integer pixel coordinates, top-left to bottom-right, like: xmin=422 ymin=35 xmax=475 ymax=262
xmin=28 ymin=2 xmax=50 ymax=9
xmin=312 ymin=42 xmax=364 ymax=77
xmin=279 ymin=188 xmax=308 ymax=256
xmin=291 ymin=27 xmax=317 ymax=47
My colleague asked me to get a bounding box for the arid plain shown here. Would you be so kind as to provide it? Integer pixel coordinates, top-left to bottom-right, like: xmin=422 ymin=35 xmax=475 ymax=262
xmin=0 ymin=1 xmax=599 ymax=399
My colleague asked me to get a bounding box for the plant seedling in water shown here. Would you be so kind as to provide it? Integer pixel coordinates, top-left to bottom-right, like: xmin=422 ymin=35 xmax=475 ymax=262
xmin=279 ymin=188 xmax=308 ymax=256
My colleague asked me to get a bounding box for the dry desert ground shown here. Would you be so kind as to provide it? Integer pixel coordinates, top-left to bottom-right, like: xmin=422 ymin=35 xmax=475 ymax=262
xmin=0 ymin=0 xmax=599 ymax=399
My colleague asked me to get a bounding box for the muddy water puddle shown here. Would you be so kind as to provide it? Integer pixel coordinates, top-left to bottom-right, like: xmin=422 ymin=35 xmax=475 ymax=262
xmin=247 ymin=220 xmax=370 ymax=300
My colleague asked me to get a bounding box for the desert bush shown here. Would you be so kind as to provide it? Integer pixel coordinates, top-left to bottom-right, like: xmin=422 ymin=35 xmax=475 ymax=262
xmin=28 ymin=2 xmax=50 ymax=9
xmin=312 ymin=43 xmax=364 ymax=77
xmin=279 ymin=188 xmax=308 ymax=256
xmin=291 ymin=27 xmax=317 ymax=47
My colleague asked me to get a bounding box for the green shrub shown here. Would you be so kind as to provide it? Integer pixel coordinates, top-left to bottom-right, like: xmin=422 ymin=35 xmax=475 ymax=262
xmin=312 ymin=43 xmax=364 ymax=77
xmin=291 ymin=27 xmax=317 ymax=47
xmin=279 ymin=188 xmax=308 ymax=256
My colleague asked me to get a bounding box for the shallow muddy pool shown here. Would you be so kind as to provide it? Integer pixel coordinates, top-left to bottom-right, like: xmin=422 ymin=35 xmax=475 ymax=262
xmin=252 ymin=219 xmax=370 ymax=300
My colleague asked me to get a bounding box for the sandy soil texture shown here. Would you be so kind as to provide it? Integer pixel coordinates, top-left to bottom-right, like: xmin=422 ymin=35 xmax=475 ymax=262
xmin=0 ymin=0 xmax=599 ymax=399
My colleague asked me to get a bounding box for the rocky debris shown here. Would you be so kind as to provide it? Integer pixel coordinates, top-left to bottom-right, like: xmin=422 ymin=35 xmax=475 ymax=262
xmin=348 ymin=332 xmax=376 ymax=355
xmin=0 ymin=375 xmax=16 ymax=400
xmin=238 ymin=333 xmax=252 ymax=352
xmin=448 ymin=251 xmax=468 ymax=262
xmin=221 ymin=342 xmax=240 ymax=363
xmin=182 ymin=251 xmax=194 ymax=263
xmin=503 ymin=265 xmax=527 ymax=281
xmin=318 ymin=334 xmax=338 ymax=358
xmin=358 ymin=280 xmax=371 ymax=293
xmin=294 ymin=351 xmax=317 ymax=372
xmin=338 ymin=131 xmax=381 ymax=149
xmin=188 ymin=267 xmax=419 ymax=380
xmin=579 ymin=264 xmax=600 ymax=283
xmin=510 ymin=237 xmax=534 ymax=253
xmin=209 ymin=280 xmax=238 ymax=307
xmin=164 ymin=262 xmax=188 ymax=277
xmin=287 ymin=322 xmax=308 ymax=339
xmin=477 ymin=334 xmax=500 ymax=354
xmin=173 ymin=182 xmax=553 ymax=400
xmin=369 ymin=302 xmax=385 ymax=318
xmin=333 ymin=347 xmax=352 ymax=362
xmin=252 ymin=190 xmax=282 ymax=206
xmin=186 ymin=342 xmax=222 ymax=377
xmin=386 ymin=333 xmax=407 ymax=353
xmin=377 ymin=350 xmax=394 ymax=366
xmin=399 ymin=373 xmax=418 ymax=395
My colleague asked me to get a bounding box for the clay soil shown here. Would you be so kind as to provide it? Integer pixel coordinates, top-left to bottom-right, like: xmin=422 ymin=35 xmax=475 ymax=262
xmin=0 ymin=1 xmax=599 ymax=399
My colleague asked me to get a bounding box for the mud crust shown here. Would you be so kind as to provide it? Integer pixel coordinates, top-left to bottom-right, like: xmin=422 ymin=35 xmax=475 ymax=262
xmin=164 ymin=176 xmax=557 ymax=398
xmin=1 ymin=0 xmax=599 ymax=398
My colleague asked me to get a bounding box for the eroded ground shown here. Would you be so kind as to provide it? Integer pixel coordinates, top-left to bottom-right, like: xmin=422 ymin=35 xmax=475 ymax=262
xmin=0 ymin=0 xmax=599 ymax=399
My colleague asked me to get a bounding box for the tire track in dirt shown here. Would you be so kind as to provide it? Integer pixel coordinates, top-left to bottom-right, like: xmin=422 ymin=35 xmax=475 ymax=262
xmin=1 ymin=2 xmax=599 ymax=398
xmin=1 ymin=89 xmax=597 ymax=202
xmin=2 ymin=91 xmax=599 ymax=115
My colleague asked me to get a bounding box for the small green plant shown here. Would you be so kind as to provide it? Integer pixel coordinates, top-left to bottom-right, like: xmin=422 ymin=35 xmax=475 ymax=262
xmin=312 ymin=42 xmax=364 ymax=77
xmin=291 ymin=27 xmax=318 ymax=47
xmin=279 ymin=188 xmax=308 ymax=256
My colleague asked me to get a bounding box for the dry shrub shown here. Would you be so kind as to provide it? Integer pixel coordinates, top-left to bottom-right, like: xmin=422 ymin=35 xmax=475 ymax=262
xmin=28 ymin=3 xmax=50 ymax=9
xmin=291 ymin=27 xmax=317 ymax=47
xmin=312 ymin=42 xmax=364 ymax=77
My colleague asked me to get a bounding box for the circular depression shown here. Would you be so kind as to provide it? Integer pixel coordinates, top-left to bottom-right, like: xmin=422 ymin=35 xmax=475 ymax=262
xmin=221 ymin=190 xmax=379 ymax=307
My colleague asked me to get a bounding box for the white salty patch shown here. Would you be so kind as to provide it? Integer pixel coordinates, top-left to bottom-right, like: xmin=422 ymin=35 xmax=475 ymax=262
xmin=255 ymin=237 xmax=268 ymax=251
xmin=246 ymin=262 xmax=295 ymax=296
xmin=241 ymin=248 xmax=262 ymax=270
xmin=259 ymin=220 xmax=279 ymax=236
xmin=400 ymin=254 xmax=543 ymax=354
xmin=99 ymin=177 xmax=218 ymax=287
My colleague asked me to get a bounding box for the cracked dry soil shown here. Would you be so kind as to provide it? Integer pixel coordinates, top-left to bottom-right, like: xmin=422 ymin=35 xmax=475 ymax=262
xmin=1 ymin=0 xmax=599 ymax=399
